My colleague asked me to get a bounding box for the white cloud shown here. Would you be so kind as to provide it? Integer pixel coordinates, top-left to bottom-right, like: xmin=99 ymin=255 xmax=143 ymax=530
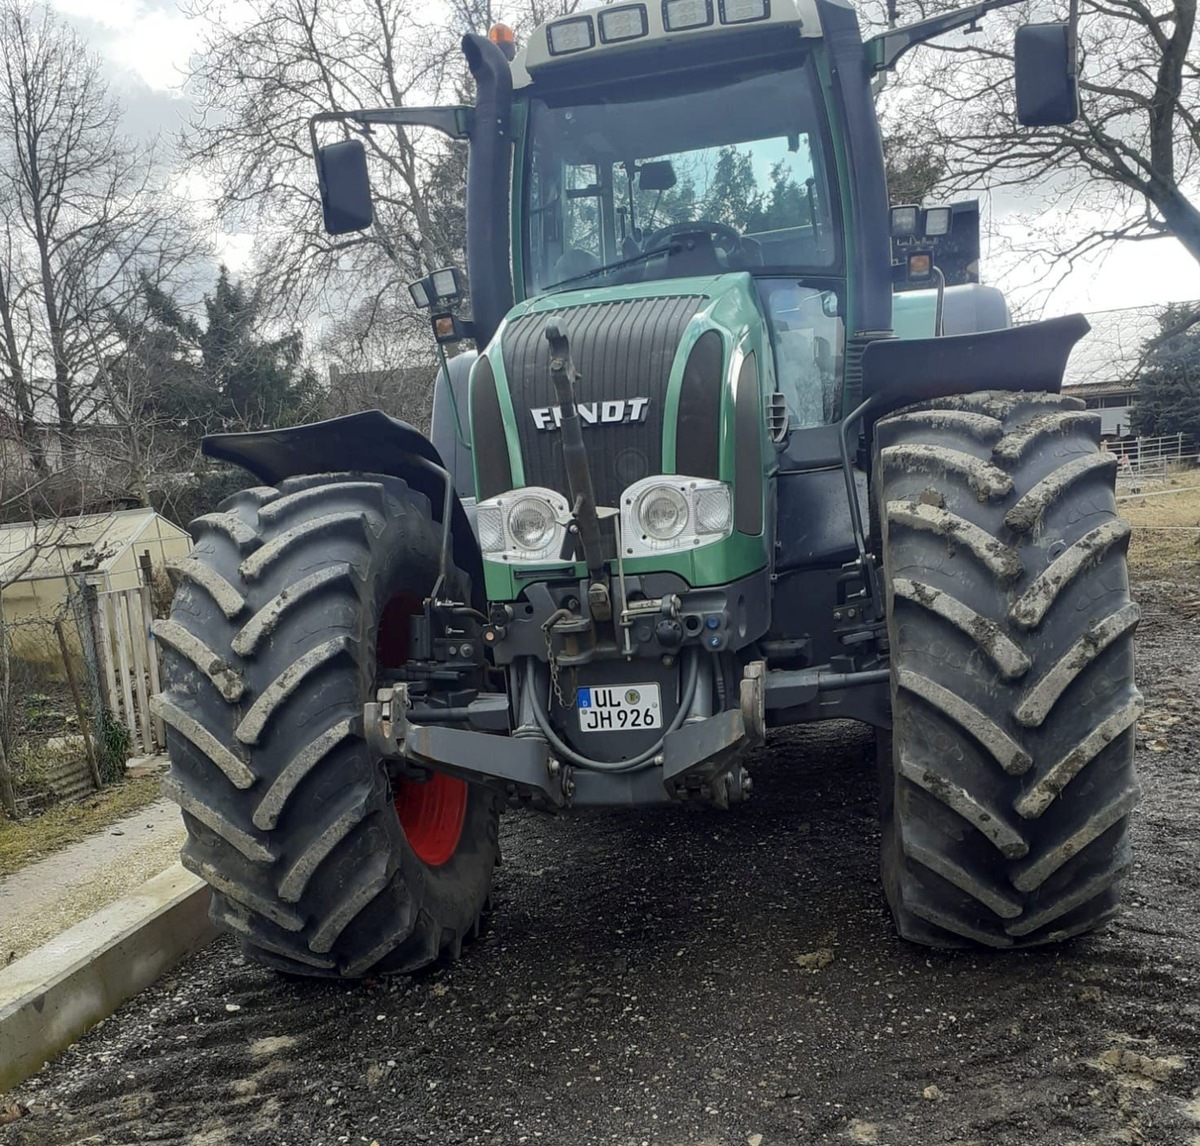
xmin=215 ymin=231 xmax=255 ymax=273
xmin=46 ymin=0 xmax=1200 ymax=322
xmin=50 ymin=0 xmax=199 ymax=93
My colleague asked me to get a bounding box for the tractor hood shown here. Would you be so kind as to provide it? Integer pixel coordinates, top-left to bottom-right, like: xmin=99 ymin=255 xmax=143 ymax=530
xmin=470 ymin=274 xmax=766 ymax=511
xmin=468 ymin=273 xmax=774 ymax=597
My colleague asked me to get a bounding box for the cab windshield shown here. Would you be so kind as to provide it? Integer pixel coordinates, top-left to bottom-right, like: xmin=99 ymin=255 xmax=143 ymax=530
xmin=523 ymin=57 xmax=840 ymax=295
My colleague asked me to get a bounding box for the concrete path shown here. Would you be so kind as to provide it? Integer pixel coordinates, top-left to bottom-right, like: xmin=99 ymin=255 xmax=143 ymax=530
xmin=0 ymin=792 xmax=185 ymax=965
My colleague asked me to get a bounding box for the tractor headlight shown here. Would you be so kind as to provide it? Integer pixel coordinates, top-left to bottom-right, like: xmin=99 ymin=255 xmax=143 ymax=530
xmin=509 ymin=496 xmax=557 ymax=551
xmin=475 ymin=487 xmax=570 ymax=562
xmin=620 ymin=476 xmax=733 ymax=557
xmin=637 ymin=486 xmax=689 ymax=540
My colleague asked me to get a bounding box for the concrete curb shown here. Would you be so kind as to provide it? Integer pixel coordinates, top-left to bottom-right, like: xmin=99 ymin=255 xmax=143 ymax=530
xmin=0 ymin=863 xmax=215 ymax=1093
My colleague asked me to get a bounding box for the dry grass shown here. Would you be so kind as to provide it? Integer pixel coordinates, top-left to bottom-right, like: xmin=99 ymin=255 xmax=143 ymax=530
xmin=1120 ymin=468 xmax=1200 ymax=579
xmin=0 ymin=774 xmax=163 ymax=877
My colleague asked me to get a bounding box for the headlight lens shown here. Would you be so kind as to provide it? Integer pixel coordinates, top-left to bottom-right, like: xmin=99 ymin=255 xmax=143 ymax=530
xmin=695 ymin=487 xmax=733 ymax=533
xmin=621 ymin=476 xmax=733 ymax=556
xmin=474 ymin=487 xmax=569 ymax=562
xmin=637 ymin=486 xmax=689 ymax=540
xmin=509 ymin=497 xmax=557 ymax=551
xmin=475 ymin=504 xmax=504 ymax=553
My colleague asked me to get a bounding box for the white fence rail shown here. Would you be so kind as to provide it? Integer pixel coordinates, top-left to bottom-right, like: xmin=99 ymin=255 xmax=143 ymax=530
xmin=1110 ymin=433 xmax=1197 ymax=476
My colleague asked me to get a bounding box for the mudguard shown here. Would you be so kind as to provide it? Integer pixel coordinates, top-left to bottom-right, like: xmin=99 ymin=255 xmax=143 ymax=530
xmin=861 ymin=313 xmax=1090 ymax=411
xmin=202 ymin=410 xmax=485 ymax=607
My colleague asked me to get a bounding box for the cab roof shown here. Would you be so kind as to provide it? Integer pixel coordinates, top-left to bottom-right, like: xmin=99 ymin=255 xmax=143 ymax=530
xmin=510 ymin=0 xmax=825 ymax=89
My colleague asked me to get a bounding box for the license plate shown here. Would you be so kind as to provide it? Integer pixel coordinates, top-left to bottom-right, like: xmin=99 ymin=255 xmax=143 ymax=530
xmin=577 ymin=683 xmax=662 ymax=733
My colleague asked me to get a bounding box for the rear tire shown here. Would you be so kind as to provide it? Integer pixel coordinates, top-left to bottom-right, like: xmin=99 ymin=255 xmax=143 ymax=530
xmin=157 ymin=473 xmax=500 ymax=977
xmin=874 ymin=392 xmax=1140 ymax=948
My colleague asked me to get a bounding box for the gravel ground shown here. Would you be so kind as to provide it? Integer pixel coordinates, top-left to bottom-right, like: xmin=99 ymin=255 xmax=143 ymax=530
xmin=2 ymin=579 xmax=1198 ymax=1146
xmin=0 ymin=794 xmax=183 ymax=964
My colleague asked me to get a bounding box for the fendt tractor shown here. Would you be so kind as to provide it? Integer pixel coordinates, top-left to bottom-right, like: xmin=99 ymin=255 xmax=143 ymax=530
xmin=155 ymin=0 xmax=1141 ymax=977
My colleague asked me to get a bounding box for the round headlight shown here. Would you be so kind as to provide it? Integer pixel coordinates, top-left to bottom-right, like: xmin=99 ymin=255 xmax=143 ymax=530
xmin=637 ymin=485 xmax=689 ymax=540
xmin=508 ymin=497 xmax=556 ymax=552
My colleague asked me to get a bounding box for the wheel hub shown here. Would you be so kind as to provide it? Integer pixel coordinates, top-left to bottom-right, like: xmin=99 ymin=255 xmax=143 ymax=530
xmin=393 ymin=771 xmax=468 ymax=867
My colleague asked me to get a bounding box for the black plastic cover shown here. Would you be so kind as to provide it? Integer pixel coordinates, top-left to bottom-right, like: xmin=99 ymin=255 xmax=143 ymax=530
xmin=469 ymin=357 xmax=512 ymax=499
xmin=675 ymin=331 xmax=723 ymax=480
xmin=431 ymin=352 xmax=478 ymax=499
xmin=860 ymin=314 xmax=1091 ymax=407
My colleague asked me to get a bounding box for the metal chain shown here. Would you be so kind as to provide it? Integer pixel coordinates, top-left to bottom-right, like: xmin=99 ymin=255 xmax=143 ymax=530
xmin=544 ymin=627 xmax=576 ymax=709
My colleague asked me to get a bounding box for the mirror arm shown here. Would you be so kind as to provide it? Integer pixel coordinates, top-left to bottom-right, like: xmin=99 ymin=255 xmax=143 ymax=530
xmin=866 ymin=0 xmax=1023 ymax=73
xmin=308 ymin=106 xmax=474 ymax=154
xmin=1068 ymin=0 xmax=1080 ymax=78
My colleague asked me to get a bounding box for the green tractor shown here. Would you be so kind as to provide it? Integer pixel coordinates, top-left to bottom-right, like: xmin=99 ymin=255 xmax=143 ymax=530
xmin=156 ymin=0 xmax=1140 ymax=976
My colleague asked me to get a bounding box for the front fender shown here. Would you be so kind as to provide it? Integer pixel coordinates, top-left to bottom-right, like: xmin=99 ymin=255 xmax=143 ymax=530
xmin=861 ymin=313 xmax=1091 ymax=413
xmin=203 ymin=410 xmax=484 ymax=608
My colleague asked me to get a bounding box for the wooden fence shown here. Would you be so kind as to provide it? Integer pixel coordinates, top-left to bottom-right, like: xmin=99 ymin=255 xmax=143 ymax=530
xmin=91 ymin=585 xmax=164 ymax=756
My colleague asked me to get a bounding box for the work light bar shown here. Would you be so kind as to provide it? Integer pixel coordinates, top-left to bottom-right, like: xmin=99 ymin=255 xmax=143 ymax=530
xmin=599 ymin=4 xmax=649 ymax=42
xmin=662 ymin=0 xmax=712 ymax=30
xmin=719 ymin=0 xmax=769 ymax=23
xmin=547 ymin=15 xmax=594 ymax=54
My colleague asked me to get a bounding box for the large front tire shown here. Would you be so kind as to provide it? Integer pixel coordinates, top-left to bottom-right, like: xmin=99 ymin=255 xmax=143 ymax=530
xmin=156 ymin=474 xmax=500 ymax=977
xmin=874 ymin=392 xmax=1140 ymax=948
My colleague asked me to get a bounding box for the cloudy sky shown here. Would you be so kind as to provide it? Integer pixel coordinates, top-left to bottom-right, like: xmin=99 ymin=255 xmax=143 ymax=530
xmin=48 ymin=0 xmax=1200 ymax=320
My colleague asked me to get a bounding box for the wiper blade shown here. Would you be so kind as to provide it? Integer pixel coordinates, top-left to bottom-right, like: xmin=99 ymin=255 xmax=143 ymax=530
xmin=543 ymin=240 xmax=676 ymax=295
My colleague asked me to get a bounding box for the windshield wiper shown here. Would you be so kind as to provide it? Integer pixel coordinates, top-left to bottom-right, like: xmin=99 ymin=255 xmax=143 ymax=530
xmin=542 ymin=240 xmax=677 ymax=295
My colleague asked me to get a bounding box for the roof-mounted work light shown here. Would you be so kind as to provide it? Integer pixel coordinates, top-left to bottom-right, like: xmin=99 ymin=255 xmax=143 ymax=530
xmin=890 ymin=204 xmax=920 ymax=239
xmin=408 ymin=278 xmax=434 ymax=309
xmin=663 ymin=0 xmax=712 ymax=29
xmin=719 ymin=0 xmax=769 ymax=23
xmin=924 ymin=206 xmax=952 ymax=237
xmin=599 ymin=4 xmax=649 ymax=42
xmin=547 ymin=15 xmax=594 ymax=54
xmin=429 ymin=266 xmax=464 ymax=302
xmin=408 ymin=266 xmax=465 ymax=310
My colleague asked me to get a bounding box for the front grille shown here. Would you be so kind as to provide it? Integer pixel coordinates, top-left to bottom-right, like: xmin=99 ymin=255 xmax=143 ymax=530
xmin=503 ymin=296 xmax=702 ymax=508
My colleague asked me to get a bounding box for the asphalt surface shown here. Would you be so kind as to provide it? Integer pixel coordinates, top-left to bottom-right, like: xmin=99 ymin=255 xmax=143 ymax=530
xmin=2 ymin=579 xmax=1198 ymax=1146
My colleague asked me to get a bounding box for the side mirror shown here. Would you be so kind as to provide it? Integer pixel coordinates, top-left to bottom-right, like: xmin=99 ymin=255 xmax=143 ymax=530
xmin=638 ymin=160 xmax=677 ymax=192
xmin=315 ymin=139 xmax=373 ymax=234
xmin=1015 ymin=23 xmax=1079 ymax=126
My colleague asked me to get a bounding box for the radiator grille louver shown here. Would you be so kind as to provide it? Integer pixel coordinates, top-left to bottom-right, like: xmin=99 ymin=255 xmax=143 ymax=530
xmin=502 ymin=295 xmax=702 ymax=508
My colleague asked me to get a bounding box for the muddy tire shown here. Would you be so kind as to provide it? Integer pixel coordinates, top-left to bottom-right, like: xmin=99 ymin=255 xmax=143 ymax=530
xmin=873 ymin=391 xmax=1141 ymax=948
xmin=156 ymin=474 xmax=500 ymax=977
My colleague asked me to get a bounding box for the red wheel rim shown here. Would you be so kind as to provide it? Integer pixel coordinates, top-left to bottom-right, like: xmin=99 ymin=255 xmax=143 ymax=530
xmin=378 ymin=591 xmax=469 ymax=867
xmin=394 ymin=772 xmax=468 ymax=867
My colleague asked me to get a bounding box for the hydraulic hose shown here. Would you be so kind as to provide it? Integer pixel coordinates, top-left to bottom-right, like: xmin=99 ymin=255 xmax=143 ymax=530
xmin=524 ymin=649 xmax=700 ymax=774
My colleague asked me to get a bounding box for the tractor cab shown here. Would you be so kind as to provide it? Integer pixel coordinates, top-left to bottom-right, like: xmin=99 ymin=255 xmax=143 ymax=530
xmin=520 ymin=50 xmax=839 ymax=294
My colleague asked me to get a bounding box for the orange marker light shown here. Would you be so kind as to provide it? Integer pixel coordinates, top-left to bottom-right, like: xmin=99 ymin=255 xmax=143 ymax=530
xmin=488 ymin=22 xmax=517 ymax=59
xmin=907 ymin=252 xmax=933 ymax=281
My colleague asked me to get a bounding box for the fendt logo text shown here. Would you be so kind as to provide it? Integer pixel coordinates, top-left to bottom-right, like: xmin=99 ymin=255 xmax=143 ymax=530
xmin=531 ymin=398 xmax=650 ymax=432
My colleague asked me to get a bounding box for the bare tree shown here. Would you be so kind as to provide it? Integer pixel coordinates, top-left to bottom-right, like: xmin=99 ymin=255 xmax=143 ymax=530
xmin=871 ymin=0 xmax=1200 ymax=290
xmin=181 ymin=0 xmax=484 ymax=332
xmin=0 ymin=0 xmax=200 ymax=474
xmin=0 ymin=466 xmax=88 ymax=819
xmin=320 ymin=293 xmax=441 ymax=426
